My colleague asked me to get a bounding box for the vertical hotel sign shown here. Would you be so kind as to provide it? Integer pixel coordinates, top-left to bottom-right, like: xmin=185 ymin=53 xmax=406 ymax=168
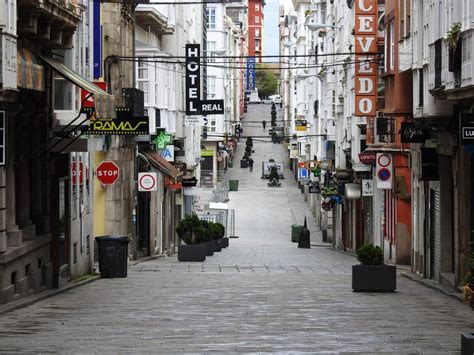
xmin=355 ymin=0 xmax=378 ymax=117
xmin=246 ymin=57 xmax=256 ymax=91
xmin=185 ymin=44 xmax=201 ymax=115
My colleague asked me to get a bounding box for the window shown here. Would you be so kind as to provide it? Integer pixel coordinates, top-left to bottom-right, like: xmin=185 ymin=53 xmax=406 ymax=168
xmin=399 ymin=0 xmax=412 ymax=39
xmin=255 ymin=3 xmax=260 ymax=12
xmin=255 ymin=28 xmax=260 ymax=38
xmin=255 ymin=40 xmax=260 ymax=50
xmin=137 ymin=58 xmax=149 ymax=104
xmin=255 ymin=16 xmax=260 ymax=24
xmin=208 ymin=76 xmax=216 ymax=97
xmin=390 ymin=21 xmax=395 ymax=70
xmin=207 ymin=8 xmax=216 ymax=29
xmin=209 ymin=118 xmax=216 ymax=132
xmin=207 ymin=41 xmax=216 ymax=62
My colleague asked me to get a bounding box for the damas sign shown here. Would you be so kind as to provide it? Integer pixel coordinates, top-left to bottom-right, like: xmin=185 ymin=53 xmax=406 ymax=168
xmin=186 ymin=44 xmax=201 ymax=115
xmin=355 ymin=0 xmax=378 ymax=117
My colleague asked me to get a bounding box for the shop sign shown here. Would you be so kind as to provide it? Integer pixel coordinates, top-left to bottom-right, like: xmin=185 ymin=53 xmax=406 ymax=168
xmin=138 ymin=172 xmax=157 ymax=192
xmin=420 ymin=148 xmax=439 ymax=180
xmin=182 ymin=177 xmax=198 ymax=187
xmin=309 ymin=183 xmax=320 ymax=194
xmin=246 ymin=57 xmax=256 ymax=91
xmin=355 ymin=0 xmax=378 ymax=117
xmin=152 ymin=130 xmax=172 ymax=149
xmin=358 ymin=151 xmax=376 ymax=165
xmin=362 ymin=179 xmax=374 ymax=196
xmin=159 ymin=145 xmax=174 ymax=162
xmin=81 ymin=82 xmax=107 ymax=108
xmin=298 ymin=168 xmax=309 ymax=180
xmin=185 ymin=44 xmax=201 ymax=115
xmin=461 ymin=113 xmax=474 ymax=145
xmin=295 ymin=119 xmax=307 ymax=132
xmin=84 ymin=115 xmax=148 ymax=135
xmin=201 ymin=100 xmax=224 ymax=115
xmin=201 ymin=149 xmax=214 ymax=157
xmin=290 ymin=149 xmax=299 ymax=159
xmin=400 ymin=122 xmax=430 ymax=143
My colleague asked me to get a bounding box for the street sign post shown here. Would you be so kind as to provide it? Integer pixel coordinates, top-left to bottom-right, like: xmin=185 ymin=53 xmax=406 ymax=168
xmin=96 ymin=161 xmax=120 ymax=185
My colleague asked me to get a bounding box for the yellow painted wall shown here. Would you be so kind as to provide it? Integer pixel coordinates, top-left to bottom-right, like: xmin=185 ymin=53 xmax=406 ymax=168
xmin=92 ymin=151 xmax=106 ymax=238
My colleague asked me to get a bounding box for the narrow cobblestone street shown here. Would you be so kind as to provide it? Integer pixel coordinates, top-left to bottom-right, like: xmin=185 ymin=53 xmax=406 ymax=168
xmin=0 ymin=105 xmax=473 ymax=353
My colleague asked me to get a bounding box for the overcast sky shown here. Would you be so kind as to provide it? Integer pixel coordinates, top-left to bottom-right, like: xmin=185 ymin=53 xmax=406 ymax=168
xmin=264 ymin=0 xmax=280 ymax=62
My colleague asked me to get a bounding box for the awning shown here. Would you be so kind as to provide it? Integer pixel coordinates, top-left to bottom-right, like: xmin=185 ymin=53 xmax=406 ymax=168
xmin=37 ymin=54 xmax=115 ymax=119
xmin=141 ymin=149 xmax=181 ymax=180
xmin=17 ymin=49 xmax=45 ymax=91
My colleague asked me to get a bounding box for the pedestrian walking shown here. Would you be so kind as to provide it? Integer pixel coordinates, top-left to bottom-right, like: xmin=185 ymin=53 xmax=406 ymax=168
xmin=248 ymin=157 xmax=254 ymax=172
xmin=262 ymin=120 xmax=267 ymax=130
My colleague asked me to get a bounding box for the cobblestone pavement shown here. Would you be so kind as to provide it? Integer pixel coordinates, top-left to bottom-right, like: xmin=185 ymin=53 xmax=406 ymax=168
xmin=0 ymin=105 xmax=473 ymax=353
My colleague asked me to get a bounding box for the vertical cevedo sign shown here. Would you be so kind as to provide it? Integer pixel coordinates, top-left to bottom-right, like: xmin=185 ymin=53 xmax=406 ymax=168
xmin=355 ymin=0 xmax=378 ymax=117
xmin=186 ymin=44 xmax=201 ymax=115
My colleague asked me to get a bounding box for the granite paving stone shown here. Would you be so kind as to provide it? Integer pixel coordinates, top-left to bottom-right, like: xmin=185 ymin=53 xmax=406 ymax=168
xmin=0 ymin=105 xmax=471 ymax=353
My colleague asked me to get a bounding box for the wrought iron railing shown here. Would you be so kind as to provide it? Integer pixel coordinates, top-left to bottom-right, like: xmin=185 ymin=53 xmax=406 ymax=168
xmin=376 ymin=114 xmax=396 ymax=144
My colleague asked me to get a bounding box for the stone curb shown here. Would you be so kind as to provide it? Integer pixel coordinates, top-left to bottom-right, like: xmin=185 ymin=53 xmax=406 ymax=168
xmin=0 ymin=275 xmax=101 ymax=316
xmin=401 ymin=271 xmax=464 ymax=304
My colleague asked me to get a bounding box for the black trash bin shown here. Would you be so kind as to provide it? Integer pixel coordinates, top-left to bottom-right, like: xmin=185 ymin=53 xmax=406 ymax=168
xmin=96 ymin=236 xmax=129 ymax=278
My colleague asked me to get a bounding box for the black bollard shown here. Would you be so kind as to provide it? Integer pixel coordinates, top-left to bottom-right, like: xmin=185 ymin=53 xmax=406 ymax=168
xmin=298 ymin=217 xmax=311 ymax=248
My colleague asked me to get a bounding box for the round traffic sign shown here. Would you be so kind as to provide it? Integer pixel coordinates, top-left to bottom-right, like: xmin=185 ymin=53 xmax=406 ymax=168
xmin=138 ymin=173 xmax=157 ymax=191
xmin=377 ymin=154 xmax=391 ymax=167
xmin=96 ymin=161 xmax=120 ymax=185
xmin=378 ymin=167 xmax=391 ymax=181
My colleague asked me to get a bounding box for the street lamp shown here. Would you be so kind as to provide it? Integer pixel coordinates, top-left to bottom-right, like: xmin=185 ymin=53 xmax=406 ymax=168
xmin=306 ymin=23 xmax=342 ymax=31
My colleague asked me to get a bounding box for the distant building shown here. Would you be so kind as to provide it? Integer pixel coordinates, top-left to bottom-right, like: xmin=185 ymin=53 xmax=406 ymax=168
xmin=248 ymin=0 xmax=265 ymax=62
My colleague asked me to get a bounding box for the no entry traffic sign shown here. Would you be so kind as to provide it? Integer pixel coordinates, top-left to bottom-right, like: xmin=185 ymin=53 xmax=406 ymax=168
xmin=96 ymin=161 xmax=120 ymax=185
xmin=138 ymin=172 xmax=157 ymax=192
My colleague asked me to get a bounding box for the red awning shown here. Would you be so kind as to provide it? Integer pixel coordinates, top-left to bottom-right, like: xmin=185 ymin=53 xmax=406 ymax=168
xmin=141 ymin=149 xmax=180 ymax=180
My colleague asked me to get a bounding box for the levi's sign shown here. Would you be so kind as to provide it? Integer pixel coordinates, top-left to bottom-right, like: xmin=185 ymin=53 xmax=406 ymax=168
xmin=186 ymin=44 xmax=201 ymax=115
xmin=355 ymin=0 xmax=378 ymax=117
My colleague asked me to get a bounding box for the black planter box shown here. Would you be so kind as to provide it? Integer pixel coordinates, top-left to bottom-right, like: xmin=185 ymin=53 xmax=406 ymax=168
xmin=352 ymin=264 xmax=397 ymax=292
xmin=240 ymin=159 xmax=249 ymax=168
xmin=221 ymin=237 xmax=229 ymax=248
xmin=203 ymin=241 xmax=215 ymax=256
xmin=213 ymin=238 xmax=223 ymax=252
xmin=462 ymin=333 xmax=474 ymax=355
xmin=178 ymin=244 xmax=206 ymax=262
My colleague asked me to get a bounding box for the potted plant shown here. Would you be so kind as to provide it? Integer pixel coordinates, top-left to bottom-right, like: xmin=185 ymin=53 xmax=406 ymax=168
xmin=215 ymin=222 xmax=228 ymax=248
xmin=198 ymin=220 xmax=215 ymax=256
xmin=352 ymin=243 xmax=396 ymax=292
xmin=208 ymin=222 xmax=223 ymax=252
xmin=268 ymin=166 xmax=281 ymax=187
xmin=176 ymin=213 xmax=207 ymax=262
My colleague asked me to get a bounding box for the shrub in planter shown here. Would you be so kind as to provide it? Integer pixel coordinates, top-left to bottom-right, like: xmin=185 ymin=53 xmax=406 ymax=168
xmin=352 ymin=243 xmax=396 ymax=292
xmin=177 ymin=214 xmax=206 ymax=262
xmin=198 ymin=220 xmax=215 ymax=256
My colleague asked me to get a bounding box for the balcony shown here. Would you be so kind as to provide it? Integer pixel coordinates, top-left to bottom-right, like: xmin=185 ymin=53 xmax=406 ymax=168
xmin=17 ymin=0 xmax=83 ymax=48
xmin=136 ymin=5 xmax=175 ymax=35
xmin=375 ymin=114 xmax=396 ymax=144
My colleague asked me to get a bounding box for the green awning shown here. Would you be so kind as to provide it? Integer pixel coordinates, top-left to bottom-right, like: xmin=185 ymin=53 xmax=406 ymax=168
xmin=37 ymin=54 xmax=115 ymax=119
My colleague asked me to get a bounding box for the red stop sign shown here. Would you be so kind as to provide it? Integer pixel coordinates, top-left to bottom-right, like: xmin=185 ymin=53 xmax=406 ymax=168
xmin=96 ymin=161 xmax=120 ymax=185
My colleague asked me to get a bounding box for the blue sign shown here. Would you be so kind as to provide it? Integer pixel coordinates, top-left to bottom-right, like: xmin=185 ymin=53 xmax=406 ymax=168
xmin=246 ymin=57 xmax=256 ymax=91
xmin=298 ymin=168 xmax=309 ymax=180
xmin=93 ymin=0 xmax=102 ymax=79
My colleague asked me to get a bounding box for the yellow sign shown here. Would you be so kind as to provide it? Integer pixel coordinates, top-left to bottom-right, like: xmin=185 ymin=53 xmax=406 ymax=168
xmin=201 ymin=150 xmax=214 ymax=157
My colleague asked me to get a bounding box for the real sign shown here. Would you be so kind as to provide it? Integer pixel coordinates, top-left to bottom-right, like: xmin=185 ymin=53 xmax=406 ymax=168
xmin=185 ymin=44 xmax=201 ymax=115
xmin=355 ymin=0 xmax=378 ymax=117
xmin=138 ymin=172 xmax=157 ymax=192
xmin=201 ymin=99 xmax=224 ymax=115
